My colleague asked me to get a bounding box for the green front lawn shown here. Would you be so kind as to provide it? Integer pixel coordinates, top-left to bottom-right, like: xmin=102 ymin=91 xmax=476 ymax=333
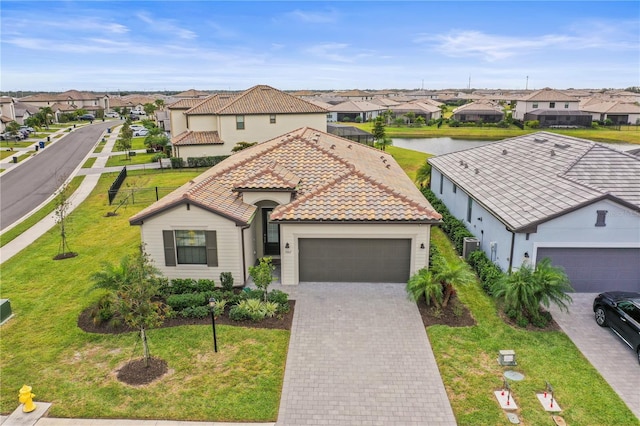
xmin=428 ymin=233 xmax=638 ymax=425
xmin=105 ymin=152 xmax=157 ymax=167
xmin=0 ymin=170 xmax=288 ymax=422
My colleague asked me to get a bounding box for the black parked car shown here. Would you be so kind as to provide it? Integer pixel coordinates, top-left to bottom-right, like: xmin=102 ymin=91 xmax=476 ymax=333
xmin=78 ymin=114 xmax=95 ymax=121
xmin=593 ymin=291 xmax=640 ymax=364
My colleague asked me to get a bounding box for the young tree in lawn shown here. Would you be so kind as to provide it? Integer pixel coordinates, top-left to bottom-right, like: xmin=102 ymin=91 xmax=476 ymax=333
xmin=375 ymin=136 xmax=392 ymax=152
xmin=5 ymin=121 xmax=20 ymax=138
xmin=91 ymin=247 xmax=166 ymax=367
xmin=115 ymin=123 xmax=133 ymax=160
xmin=144 ymin=127 xmax=169 ymax=152
xmin=53 ymin=179 xmax=77 ymax=259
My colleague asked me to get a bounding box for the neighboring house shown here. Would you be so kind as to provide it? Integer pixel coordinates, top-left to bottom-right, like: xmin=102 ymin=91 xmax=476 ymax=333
xmin=429 ymin=132 xmax=640 ymax=292
xmin=130 ymin=127 xmax=442 ymax=285
xmin=168 ymin=85 xmax=328 ymax=158
xmin=333 ymin=89 xmax=374 ymax=101
xmin=390 ymin=101 xmax=442 ymax=122
xmin=451 ymin=102 xmax=504 ymax=123
xmin=20 ymin=90 xmax=109 ymax=113
xmin=580 ymin=100 xmax=640 ymax=124
xmin=173 ymin=89 xmax=211 ymax=99
xmin=14 ymin=101 xmax=39 ymax=125
xmin=328 ymin=100 xmax=385 ymax=122
xmin=513 ymin=88 xmax=592 ymax=127
xmin=0 ymin=97 xmax=16 ymax=131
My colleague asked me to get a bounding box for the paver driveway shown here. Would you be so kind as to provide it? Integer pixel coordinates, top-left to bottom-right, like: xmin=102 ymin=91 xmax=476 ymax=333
xmin=548 ymin=293 xmax=640 ymax=419
xmin=276 ymin=282 xmax=456 ymax=426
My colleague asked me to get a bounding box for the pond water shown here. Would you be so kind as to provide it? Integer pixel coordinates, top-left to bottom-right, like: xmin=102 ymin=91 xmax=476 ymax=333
xmin=392 ymin=137 xmax=639 ymax=156
xmin=392 ymin=137 xmax=496 ymax=155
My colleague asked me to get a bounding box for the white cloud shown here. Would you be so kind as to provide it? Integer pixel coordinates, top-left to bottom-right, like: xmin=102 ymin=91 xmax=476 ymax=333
xmin=286 ymin=8 xmax=340 ymax=24
xmin=136 ymin=12 xmax=197 ymax=40
xmin=305 ymin=43 xmax=356 ymax=63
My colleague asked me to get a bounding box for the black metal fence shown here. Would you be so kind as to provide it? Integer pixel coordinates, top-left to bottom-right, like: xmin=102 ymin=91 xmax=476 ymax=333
xmin=108 ymin=167 xmax=127 ymax=205
xmin=110 ymin=186 xmax=179 ymax=206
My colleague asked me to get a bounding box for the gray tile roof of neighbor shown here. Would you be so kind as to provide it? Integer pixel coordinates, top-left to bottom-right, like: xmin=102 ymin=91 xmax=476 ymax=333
xmin=429 ymin=132 xmax=640 ymax=231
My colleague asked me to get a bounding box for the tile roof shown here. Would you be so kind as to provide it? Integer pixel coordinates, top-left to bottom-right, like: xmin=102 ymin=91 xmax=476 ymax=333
xmin=429 ymin=132 xmax=640 ymax=231
xmin=168 ymin=98 xmax=206 ymax=109
xmin=522 ymin=88 xmax=578 ymax=102
xmin=182 ymin=85 xmax=327 ymax=116
xmin=131 ymin=127 xmax=441 ymax=225
xmin=234 ymin=162 xmax=300 ymax=191
xmin=329 ymin=101 xmax=384 ymax=112
xmin=171 ymin=130 xmax=224 ymax=146
xmin=453 ymin=102 xmax=503 ymax=114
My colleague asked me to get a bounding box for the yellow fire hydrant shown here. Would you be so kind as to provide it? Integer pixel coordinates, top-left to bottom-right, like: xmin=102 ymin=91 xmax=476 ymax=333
xmin=18 ymin=385 xmax=36 ymax=413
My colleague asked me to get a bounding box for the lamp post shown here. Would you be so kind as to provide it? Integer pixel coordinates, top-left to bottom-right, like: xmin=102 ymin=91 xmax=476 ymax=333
xmin=209 ymin=297 xmax=218 ymax=353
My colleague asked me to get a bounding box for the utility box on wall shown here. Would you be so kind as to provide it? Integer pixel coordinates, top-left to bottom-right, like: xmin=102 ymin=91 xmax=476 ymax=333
xmin=462 ymin=237 xmax=480 ymax=259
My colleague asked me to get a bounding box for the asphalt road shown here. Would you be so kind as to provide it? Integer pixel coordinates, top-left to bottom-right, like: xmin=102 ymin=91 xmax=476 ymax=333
xmin=0 ymin=121 xmax=119 ymax=230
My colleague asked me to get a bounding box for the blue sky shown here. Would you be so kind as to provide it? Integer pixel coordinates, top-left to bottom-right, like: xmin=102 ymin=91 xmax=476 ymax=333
xmin=1 ymin=1 xmax=638 ymax=92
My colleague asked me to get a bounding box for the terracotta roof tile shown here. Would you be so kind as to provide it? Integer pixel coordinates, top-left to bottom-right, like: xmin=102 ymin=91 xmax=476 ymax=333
xmin=131 ymin=127 xmax=440 ymax=225
xmin=171 ymin=130 xmax=224 ymax=146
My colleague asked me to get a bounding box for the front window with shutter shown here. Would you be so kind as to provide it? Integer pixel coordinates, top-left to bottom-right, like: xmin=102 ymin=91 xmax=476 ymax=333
xmin=163 ymin=230 xmax=218 ymax=266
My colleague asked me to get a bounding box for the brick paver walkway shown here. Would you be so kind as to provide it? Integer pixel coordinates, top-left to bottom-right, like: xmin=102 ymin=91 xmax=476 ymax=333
xmin=276 ymin=282 xmax=456 ymax=425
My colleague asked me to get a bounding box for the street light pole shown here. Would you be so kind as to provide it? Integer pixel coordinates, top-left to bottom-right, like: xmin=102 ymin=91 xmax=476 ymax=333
xmin=209 ymin=297 xmax=218 ymax=352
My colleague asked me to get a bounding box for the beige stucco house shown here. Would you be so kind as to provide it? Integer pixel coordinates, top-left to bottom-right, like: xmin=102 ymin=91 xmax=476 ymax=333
xmin=130 ymin=127 xmax=441 ymax=285
xmin=168 ymin=85 xmax=328 ymax=159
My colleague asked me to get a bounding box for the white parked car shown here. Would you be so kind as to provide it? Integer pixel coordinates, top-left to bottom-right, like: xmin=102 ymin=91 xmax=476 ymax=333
xmin=133 ymin=129 xmax=149 ymax=137
xmin=105 ymin=112 xmax=120 ymax=118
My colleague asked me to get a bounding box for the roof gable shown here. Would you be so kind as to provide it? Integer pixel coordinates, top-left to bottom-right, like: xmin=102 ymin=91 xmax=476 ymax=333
xmin=214 ymin=85 xmax=327 ymax=115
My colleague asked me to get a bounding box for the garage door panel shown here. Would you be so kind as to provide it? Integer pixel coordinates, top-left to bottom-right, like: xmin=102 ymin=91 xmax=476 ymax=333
xmin=536 ymin=248 xmax=640 ymax=293
xmin=299 ymin=238 xmax=411 ymax=283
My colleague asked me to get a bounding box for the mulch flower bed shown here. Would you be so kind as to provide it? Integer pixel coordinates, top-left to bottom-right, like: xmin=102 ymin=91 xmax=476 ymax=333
xmin=77 ymin=301 xmax=296 ymax=335
xmin=415 ymin=294 xmax=476 ymax=328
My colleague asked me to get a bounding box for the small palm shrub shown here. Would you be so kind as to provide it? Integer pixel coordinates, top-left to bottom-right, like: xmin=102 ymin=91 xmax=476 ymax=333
xmin=491 ymin=258 xmax=573 ymax=327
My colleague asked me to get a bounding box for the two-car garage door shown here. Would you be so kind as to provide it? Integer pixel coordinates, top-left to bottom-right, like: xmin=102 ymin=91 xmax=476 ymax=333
xmin=536 ymin=247 xmax=640 ymax=292
xmin=299 ymin=238 xmax=411 ymax=283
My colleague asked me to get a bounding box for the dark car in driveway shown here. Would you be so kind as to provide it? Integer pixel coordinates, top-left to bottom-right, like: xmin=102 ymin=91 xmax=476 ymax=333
xmin=593 ymin=291 xmax=640 ymax=364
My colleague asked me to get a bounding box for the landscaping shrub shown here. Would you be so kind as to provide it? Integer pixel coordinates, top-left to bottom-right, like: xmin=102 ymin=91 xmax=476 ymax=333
xmin=170 ymin=157 xmax=184 ymax=168
xmin=421 ymin=187 xmax=474 ymax=254
xmin=196 ymin=279 xmax=216 ymax=292
xmin=449 ymin=119 xmax=461 ymax=127
xmin=525 ymin=120 xmax=540 ymax=129
xmin=179 ymin=306 xmax=209 ymax=319
xmin=230 ymin=299 xmax=269 ymax=321
xmin=220 ymin=272 xmax=234 ymax=291
xmin=467 ymin=250 xmax=503 ymax=295
xmin=243 ymin=288 xmax=265 ymax=301
xmin=267 ymin=289 xmax=290 ymax=314
xmin=249 ymin=257 xmax=275 ymax=301
xmin=166 ymin=293 xmax=205 ymax=311
xmin=186 ymin=155 xmax=229 ymax=168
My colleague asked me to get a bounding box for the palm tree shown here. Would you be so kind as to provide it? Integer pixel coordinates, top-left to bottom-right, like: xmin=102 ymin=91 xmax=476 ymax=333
xmin=91 ymin=255 xmax=132 ymax=291
xmin=491 ymin=258 xmax=573 ymax=324
xmin=431 ymin=256 xmax=476 ymax=307
xmin=406 ymin=268 xmax=443 ymax=307
xmin=39 ymin=106 xmax=54 ymax=128
xmin=415 ymin=160 xmax=431 ymax=188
